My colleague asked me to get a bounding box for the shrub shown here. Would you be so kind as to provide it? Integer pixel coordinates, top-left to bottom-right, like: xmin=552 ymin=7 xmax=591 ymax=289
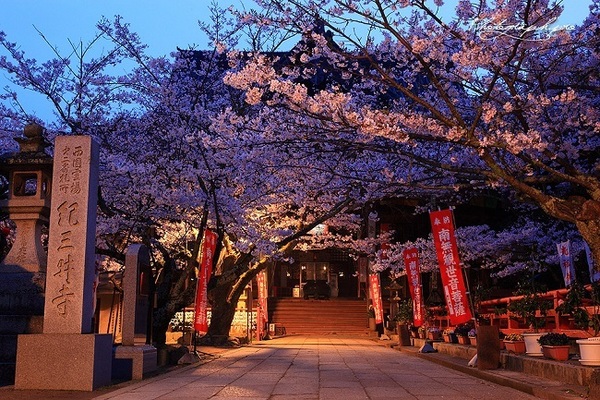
xmin=537 ymin=332 xmax=569 ymax=346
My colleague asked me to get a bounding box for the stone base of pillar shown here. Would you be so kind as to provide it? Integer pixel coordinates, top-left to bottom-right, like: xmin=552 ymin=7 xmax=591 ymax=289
xmin=112 ymin=344 xmax=158 ymax=380
xmin=15 ymin=333 xmax=113 ymax=391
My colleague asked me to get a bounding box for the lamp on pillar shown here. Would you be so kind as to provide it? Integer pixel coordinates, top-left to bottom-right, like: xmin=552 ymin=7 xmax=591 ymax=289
xmin=0 ymin=123 xmax=53 ymax=276
xmin=386 ymin=280 xmax=403 ymax=323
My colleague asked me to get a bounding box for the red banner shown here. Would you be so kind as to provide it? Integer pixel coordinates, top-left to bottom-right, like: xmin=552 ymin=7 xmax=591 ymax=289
xmin=403 ymin=247 xmax=424 ymax=327
xmin=369 ymin=273 xmax=384 ymax=324
xmin=194 ymin=229 xmax=218 ymax=334
xmin=256 ymin=270 xmax=268 ymax=340
xmin=429 ymin=209 xmax=472 ymax=325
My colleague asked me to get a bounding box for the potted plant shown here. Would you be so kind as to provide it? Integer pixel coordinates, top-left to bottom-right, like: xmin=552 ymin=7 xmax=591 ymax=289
xmin=442 ymin=328 xmax=457 ymax=343
xmin=538 ymin=332 xmax=571 ymax=361
xmin=575 ymin=281 xmax=600 ymax=365
xmin=394 ymin=299 xmax=414 ymax=346
xmin=468 ymin=328 xmax=477 ymax=346
xmin=507 ymin=280 xmax=552 ymax=356
xmin=454 ymin=324 xmax=471 ymax=345
xmin=418 ymin=326 xmax=426 ymax=339
xmin=427 ymin=326 xmax=442 ymax=341
xmin=503 ymin=333 xmax=526 ymax=354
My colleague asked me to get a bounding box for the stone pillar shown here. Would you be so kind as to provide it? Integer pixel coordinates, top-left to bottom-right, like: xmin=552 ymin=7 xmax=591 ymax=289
xmin=43 ymin=136 xmax=99 ymax=334
xmin=113 ymin=244 xmax=157 ymax=380
xmin=121 ymin=244 xmax=151 ymax=346
xmin=476 ymin=325 xmax=500 ymax=370
xmin=15 ymin=135 xmax=113 ymax=391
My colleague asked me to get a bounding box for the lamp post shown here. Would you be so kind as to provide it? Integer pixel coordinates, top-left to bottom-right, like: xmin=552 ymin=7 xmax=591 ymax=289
xmin=0 ymin=123 xmax=53 ymax=276
xmin=386 ymin=280 xmax=403 ymax=325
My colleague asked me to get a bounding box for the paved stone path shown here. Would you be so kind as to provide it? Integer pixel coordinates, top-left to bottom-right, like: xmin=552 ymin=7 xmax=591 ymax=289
xmin=94 ymin=336 xmax=540 ymax=400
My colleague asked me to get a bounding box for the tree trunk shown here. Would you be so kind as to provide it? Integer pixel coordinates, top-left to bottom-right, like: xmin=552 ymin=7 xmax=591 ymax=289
xmin=205 ymin=258 xmax=266 ymax=343
xmin=576 ymin=217 xmax=600 ymax=271
xmin=206 ymin=282 xmax=238 ymax=343
xmin=151 ymin=260 xmax=196 ymax=348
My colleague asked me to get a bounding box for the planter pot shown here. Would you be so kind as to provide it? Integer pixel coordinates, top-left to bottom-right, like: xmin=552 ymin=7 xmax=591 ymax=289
xmin=428 ymin=331 xmax=442 ymax=341
xmin=541 ymin=345 xmax=570 ymax=361
xmin=504 ymin=340 xmax=526 ymax=354
xmin=418 ymin=331 xmax=426 ymax=339
xmin=443 ymin=333 xmax=458 ymax=343
xmin=576 ymin=338 xmax=600 ymax=366
xmin=457 ymin=335 xmax=470 ymax=345
xmin=469 ymin=336 xmax=477 ymax=346
xmin=523 ymin=332 xmax=546 ymax=356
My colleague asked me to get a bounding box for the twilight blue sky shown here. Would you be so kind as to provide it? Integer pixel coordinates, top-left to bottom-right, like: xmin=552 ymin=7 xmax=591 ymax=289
xmin=0 ymin=0 xmax=593 ymax=122
xmin=1 ymin=1 xmax=591 ymax=57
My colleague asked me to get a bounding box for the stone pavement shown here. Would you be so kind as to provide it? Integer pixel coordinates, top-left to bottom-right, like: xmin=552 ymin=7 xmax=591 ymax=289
xmin=0 ymin=336 xmax=589 ymax=399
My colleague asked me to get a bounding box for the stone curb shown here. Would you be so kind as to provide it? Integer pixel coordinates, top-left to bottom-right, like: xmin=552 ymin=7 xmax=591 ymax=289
xmin=387 ymin=342 xmax=588 ymax=400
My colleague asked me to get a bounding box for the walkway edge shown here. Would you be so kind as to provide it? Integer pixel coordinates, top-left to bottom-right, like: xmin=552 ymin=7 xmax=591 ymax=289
xmin=92 ymin=346 xmax=243 ymax=400
xmin=390 ymin=343 xmax=588 ymax=400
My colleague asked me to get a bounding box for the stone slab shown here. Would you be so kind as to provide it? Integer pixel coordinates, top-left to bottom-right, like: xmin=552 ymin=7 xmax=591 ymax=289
xmin=14 ymin=333 xmax=112 ymax=391
xmin=44 ymin=135 xmax=99 ymax=334
xmin=477 ymin=325 xmax=500 ymax=369
xmin=112 ymin=344 xmax=157 ymax=380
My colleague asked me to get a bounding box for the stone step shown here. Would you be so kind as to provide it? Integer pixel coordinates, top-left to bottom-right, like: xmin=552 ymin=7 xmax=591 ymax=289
xmin=268 ymin=298 xmax=370 ymax=335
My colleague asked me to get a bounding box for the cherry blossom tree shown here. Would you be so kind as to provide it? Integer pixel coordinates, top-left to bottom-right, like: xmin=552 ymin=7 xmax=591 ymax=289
xmin=228 ymin=0 xmax=600 ymax=267
xmin=0 ymin=5 xmax=404 ymax=344
xmin=374 ymin=214 xmax=580 ymax=279
xmin=2 ymin=0 xmax=598 ymax=346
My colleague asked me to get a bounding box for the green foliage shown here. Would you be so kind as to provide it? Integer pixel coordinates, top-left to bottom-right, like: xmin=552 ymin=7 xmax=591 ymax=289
xmin=589 ymin=282 xmax=600 ymax=336
xmin=537 ymin=332 xmax=569 ymax=346
xmin=394 ymin=299 xmax=414 ymax=324
xmin=556 ymin=281 xmax=600 ymax=336
xmin=556 ymin=281 xmax=589 ymax=330
xmin=454 ymin=324 xmax=472 ymax=337
xmin=507 ymin=280 xmax=552 ymax=332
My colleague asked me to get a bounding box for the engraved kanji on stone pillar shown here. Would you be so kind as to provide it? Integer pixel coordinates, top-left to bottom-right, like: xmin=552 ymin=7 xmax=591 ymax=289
xmin=44 ymin=136 xmax=99 ymax=334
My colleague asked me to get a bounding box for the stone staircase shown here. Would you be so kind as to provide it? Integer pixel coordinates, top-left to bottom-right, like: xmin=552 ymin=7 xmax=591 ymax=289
xmin=268 ymin=298 xmax=372 ymax=336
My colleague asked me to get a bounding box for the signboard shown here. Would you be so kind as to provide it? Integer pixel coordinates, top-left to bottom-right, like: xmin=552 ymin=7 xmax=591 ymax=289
xmin=194 ymin=229 xmax=218 ymax=334
xmin=429 ymin=209 xmax=472 ymax=325
xmin=256 ymin=270 xmax=268 ymax=340
xmin=403 ymin=247 xmax=424 ymax=326
xmin=369 ymin=273 xmax=384 ymax=324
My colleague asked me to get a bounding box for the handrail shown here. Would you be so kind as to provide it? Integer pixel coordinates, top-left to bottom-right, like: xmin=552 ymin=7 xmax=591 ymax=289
xmin=425 ymin=286 xmax=597 ymax=338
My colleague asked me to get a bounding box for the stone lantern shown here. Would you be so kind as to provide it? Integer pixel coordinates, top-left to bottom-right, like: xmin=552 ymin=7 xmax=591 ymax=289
xmin=0 ymin=123 xmax=53 ymax=276
xmin=386 ymin=280 xmax=403 ymax=320
xmin=0 ymin=123 xmax=53 ymax=383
